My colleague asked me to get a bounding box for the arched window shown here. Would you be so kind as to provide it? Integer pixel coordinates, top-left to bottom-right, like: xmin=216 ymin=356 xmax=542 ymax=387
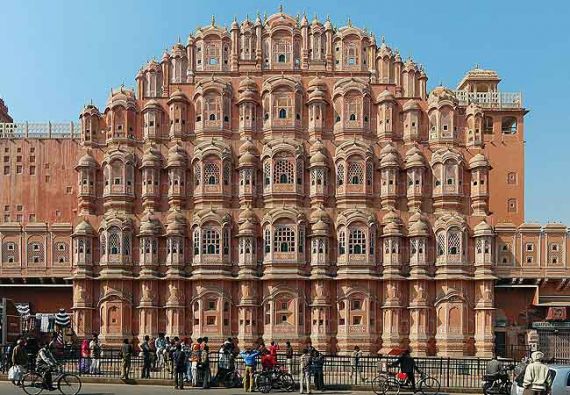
xmin=501 ymin=117 xmax=517 ymax=134
xmin=108 ymin=227 xmax=120 ymax=255
xmin=264 ymin=228 xmax=271 ymax=254
xmin=193 ymin=229 xmax=200 ymax=255
xmin=204 ymin=162 xmax=220 ymax=185
xmin=274 ymin=158 xmax=294 ymax=184
xmin=447 ymin=229 xmax=461 ymax=255
xmin=338 ymin=230 xmax=346 ymax=254
xmin=349 ymin=113 xmax=356 ymax=121
xmin=348 ymin=229 xmax=366 ymax=255
xmin=274 ymin=225 xmax=296 ymax=252
xmin=348 ymin=162 xmax=364 ymax=185
xmin=274 ymin=40 xmax=291 ymax=63
xmin=205 ymin=95 xmax=220 ymax=121
xmin=337 ymin=164 xmax=344 ymax=186
xmin=278 ymin=54 xmax=286 ymax=63
xmin=279 ymin=108 xmax=287 ymax=119
xmin=202 ymin=228 xmax=220 ymax=254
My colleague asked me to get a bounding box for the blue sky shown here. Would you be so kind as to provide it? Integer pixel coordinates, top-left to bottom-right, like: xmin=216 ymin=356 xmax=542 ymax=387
xmin=1 ymin=0 xmax=568 ymax=224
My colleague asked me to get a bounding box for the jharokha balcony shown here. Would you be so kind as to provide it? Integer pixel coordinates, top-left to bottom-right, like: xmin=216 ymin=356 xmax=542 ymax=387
xmin=453 ymin=90 xmax=523 ymax=109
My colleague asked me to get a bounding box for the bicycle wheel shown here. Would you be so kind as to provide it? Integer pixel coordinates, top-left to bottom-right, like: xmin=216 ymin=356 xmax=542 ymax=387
xmin=418 ymin=376 xmax=440 ymax=395
xmin=371 ymin=374 xmax=388 ymax=395
xmin=279 ymin=372 xmax=295 ymax=392
xmin=57 ymin=373 xmax=82 ymax=395
xmin=224 ymin=371 xmax=242 ymax=388
xmin=21 ymin=372 xmax=44 ymax=395
xmin=256 ymin=372 xmax=272 ymax=394
xmin=373 ymin=375 xmax=400 ymax=395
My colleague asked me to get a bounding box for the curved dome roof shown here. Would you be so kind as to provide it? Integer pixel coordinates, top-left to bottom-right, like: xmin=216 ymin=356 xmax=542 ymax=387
xmin=469 ymin=153 xmax=490 ymax=169
xmin=377 ymin=89 xmax=395 ymax=103
xmin=73 ymin=219 xmax=94 ymax=236
xmin=77 ymin=153 xmax=97 ymax=168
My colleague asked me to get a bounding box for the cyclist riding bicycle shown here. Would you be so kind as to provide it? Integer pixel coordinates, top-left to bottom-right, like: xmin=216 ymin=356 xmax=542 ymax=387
xmin=389 ymin=349 xmax=421 ymax=392
xmin=36 ymin=342 xmax=58 ymax=390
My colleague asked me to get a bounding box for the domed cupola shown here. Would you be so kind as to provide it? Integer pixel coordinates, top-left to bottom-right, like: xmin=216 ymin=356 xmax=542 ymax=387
xmin=402 ymin=99 xmax=422 ymax=142
xmin=167 ymin=89 xmax=190 ymax=139
xmin=140 ymin=144 xmax=162 ymax=209
xmin=307 ymin=76 xmax=328 ymax=137
xmin=237 ymin=205 xmax=259 ymax=275
xmin=428 ymin=86 xmax=459 ymax=145
xmin=469 ymin=153 xmax=490 ymax=216
xmin=80 ymin=104 xmax=101 ymax=144
xmin=104 ymin=86 xmax=137 ymax=143
xmin=72 ymin=219 xmax=95 ymax=275
xmin=237 ymin=76 xmax=259 ymax=136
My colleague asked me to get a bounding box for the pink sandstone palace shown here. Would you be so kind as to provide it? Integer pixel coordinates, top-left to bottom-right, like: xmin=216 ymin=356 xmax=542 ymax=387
xmin=0 ymin=9 xmax=567 ymax=358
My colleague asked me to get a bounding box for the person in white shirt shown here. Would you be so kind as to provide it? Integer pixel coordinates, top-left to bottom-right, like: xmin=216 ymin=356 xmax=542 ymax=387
xmin=523 ymin=351 xmax=550 ymax=395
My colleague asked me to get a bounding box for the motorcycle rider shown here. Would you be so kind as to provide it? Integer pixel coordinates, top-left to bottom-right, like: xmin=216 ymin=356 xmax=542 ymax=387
xmin=486 ymin=355 xmax=501 ymax=377
xmin=523 ymin=351 xmax=550 ymax=395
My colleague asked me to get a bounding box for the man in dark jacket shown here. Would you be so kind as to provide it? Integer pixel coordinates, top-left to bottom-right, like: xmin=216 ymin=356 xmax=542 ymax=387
xmin=141 ymin=335 xmax=152 ymax=379
xmin=312 ymin=350 xmax=325 ymax=390
xmin=119 ymin=339 xmax=133 ymax=380
xmin=389 ymin=350 xmax=420 ymax=392
xmin=173 ymin=344 xmax=187 ymax=389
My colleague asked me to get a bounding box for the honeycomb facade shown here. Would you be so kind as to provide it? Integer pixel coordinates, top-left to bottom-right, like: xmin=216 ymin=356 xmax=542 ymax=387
xmin=3 ymin=10 xmax=565 ymax=357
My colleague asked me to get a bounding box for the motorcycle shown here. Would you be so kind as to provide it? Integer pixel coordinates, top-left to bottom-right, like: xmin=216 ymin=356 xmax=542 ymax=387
xmin=482 ymin=364 xmax=515 ymax=395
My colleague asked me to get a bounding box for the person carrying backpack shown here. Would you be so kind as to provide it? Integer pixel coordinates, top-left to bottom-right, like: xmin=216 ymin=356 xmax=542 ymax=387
xmin=173 ymin=344 xmax=187 ymax=390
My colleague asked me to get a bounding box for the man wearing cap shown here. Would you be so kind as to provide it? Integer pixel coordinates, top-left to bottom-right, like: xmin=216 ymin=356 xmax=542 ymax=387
xmin=523 ymin=351 xmax=550 ymax=395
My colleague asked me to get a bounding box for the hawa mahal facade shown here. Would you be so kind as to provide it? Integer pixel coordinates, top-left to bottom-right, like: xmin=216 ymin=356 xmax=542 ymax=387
xmin=1 ymin=9 xmax=568 ymax=358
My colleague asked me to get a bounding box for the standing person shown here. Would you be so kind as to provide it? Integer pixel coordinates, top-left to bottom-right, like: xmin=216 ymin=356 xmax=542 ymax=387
xmin=350 ymin=346 xmax=365 ymax=383
xmin=389 ymin=350 xmax=419 ymax=392
xmin=201 ymin=337 xmax=211 ymax=389
xmin=173 ymin=344 xmax=187 ymax=390
xmin=155 ymin=333 xmax=167 ymax=369
xmin=214 ymin=342 xmax=231 ymax=385
xmin=523 ymin=351 xmax=550 ymax=395
xmin=79 ymin=339 xmax=90 ymax=374
xmin=191 ymin=337 xmax=202 ymax=387
xmin=486 ymin=354 xmax=501 ymax=377
xmin=240 ymin=347 xmax=260 ymax=392
xmin=119 ymin=338 xmax=133 ymax=380
xmin=312 ymin=350 xmax=325 ymax=391
xmin=89 ymin=335 xmax=101 ymax=375
xmin=11 ymin=338 xmax=28 ymax=385
xmin=268 ymin=341 xmax=279 ymax=366
xmin=182 ymin=337 xmax=192 ymax=383
xmin=261 ymin=349 xmax=275 ymax=371
xmin=299 ymin=348 xmax=312 ymax=394
xmin=141 ymin=335 xmax=152 ymax=379
xmin=285 ymin=341 xmax=294 ymax=375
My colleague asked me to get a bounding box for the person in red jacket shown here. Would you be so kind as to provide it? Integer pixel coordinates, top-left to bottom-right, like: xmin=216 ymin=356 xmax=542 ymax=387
xmin=261 ymin=350 xmax=275 ymax=371
xmin=268 ymin=341 xmax=279 ymax=366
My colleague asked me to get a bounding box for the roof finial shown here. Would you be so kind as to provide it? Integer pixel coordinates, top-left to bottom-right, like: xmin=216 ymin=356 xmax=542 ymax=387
xmin=439 ymin=80 xmax=443 ymax=86
xmin=211 ymin=14 xmax=215 ymax=26
xmin=347 ymin=17 xmax=352 ymax=27
xmin=233 ymin=15 xmax=237 ymax=23
xmin=177 ymin=35 xmax=181 ymax=44
xmin=381 ymin=34 xmax=385 ymax=44
xmin=326 ymin=14 xmax=331 ymax=22
xmin=279 ymin=4 xmax=284 ymax=13
xmin=475 ymin=63 xmax=480 ymax=69
xmin=245 ymin=14 xmax=249 ymax=22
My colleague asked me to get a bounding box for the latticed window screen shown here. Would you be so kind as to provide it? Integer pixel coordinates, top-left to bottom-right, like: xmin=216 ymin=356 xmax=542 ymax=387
xmin=337 ymin=164 xmax=344 ymax=186
xmin=273 ymin=226 xmax=296 ymax=252
xmin=274 ymin=159 xmax=294 ymax=184
xmin=2 ymin=242 xmax=19 ymax=263
xmin=274 ymin=40 xmax=291 ymax=63
xmin=264 ymin=162 xmax=271 ymax=186
xmin=445 ymin=163 xmax=457 ymax=185
xmin=447 ymin=230 xmax=461 ymax=255
xmin=204 ymin=162 xmax=220 ymax=185
xmin=384 ymin=239 xmax=391 ymax=254
xmin=275 ymin=95 xmax=292 ymax=118
xmin=296 ymin=159 xmax=303 ymax=184
xmin=193 ymin=230 xmax=200 ymax=255
xmin=77 ymin=239 xmax=85 ymax=254
xmin=370 ymin=228 xmax=375 ymax=254
xmin=194 ymin=164 xmax=201 ymax=185
xmin=410 ymin=239 xmax=418 ymax=254
xmin=240 ymin=168 xmax=252 ymax=186
xmin=108 ymin=229 xmax=120 ymax=255
xmin=311 ymin=168 xmax=325 ymax=186
xmin=338 ymin=231 xmax=346 ymax=254
xmin=27 ymin=242 xmax=44 ymax=263
xmin=122 ymin=234 xmax=131 ymax=256
xmin=299 ymin=226 xmax=305 ymax=253
xmin=243 ymin=238 xmax=252 ymax=254
xmin=53 ymin=242 xmax=69 ymax=263
xmin=345 ymin=43 xmax=358 ymax=65
xmin=348 ymin=162 xmax=364 ymax=185
xmin=223 ymin=228 xmax=229 ymax=255
xmin=223 ymin=162 xmax=231 ymax=185
xmin=436 ymin=232 xmax=445 ymax=256
xmin=205 ymin=44 xmax=220 ymax=65
xmin=348 ymin=229 xmax=366 ymax=254
xmin=366 ymin=162 xmax=373 ymax=186
xmin=142 ymin=238 xmax=151 ymax=254
xmin=264 ymin=228 xmax=271 ymax=254
xmin=202 ymin=228 xmax=220 ymax=254
xmin=346 ymin=97 xmax=361 ymax=120
xmin=417 ymin=239 xmax=425 ymax=254
xmin=476 ymin=239 xmax=482 ymax=254
xmin=317 ymin=239 xmax=326 ymax=253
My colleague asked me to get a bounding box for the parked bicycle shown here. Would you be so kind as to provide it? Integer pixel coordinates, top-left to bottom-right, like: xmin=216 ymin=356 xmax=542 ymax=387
xmin=371 ymin=370 xmax=440 ymax=395
xmin=254 ymin=366 xmax=295 ymax=393
xmin=223 ymin=368 xmax=243 ymax=388
xmin=20 ymin=365 xmax=82 ymax=395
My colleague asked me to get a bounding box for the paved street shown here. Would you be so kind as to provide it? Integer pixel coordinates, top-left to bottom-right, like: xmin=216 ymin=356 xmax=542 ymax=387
xmin=0 ymin=382 xmax=479 ymax=395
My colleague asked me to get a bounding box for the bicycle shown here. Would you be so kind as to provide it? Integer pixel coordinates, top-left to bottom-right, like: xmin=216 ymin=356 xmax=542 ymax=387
xmin=254 ymin=366 xmax=295 ymax=393
xmin=223 ymin=369 xmax=243 ymax=388
xmin=371 ymin=370 xmax=440 ymax=395
xmin=20 ymin=365 xmax=82 ymax=395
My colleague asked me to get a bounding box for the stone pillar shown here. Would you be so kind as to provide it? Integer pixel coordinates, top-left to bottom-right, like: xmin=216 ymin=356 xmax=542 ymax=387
xmin=72 ymin=280 xmax=93 ymax=338
xmin=165 ymin=280 xmax=185 ymax=337
xmin=381 ymin=280 xmax=407 ymax=353
xmin=137 ymin=280 xmax=159 ymax=338
xmin=474 ymin=280 xmax=495 ymax=357
xmin=408 ymin=280 xmax=430 ymax=356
